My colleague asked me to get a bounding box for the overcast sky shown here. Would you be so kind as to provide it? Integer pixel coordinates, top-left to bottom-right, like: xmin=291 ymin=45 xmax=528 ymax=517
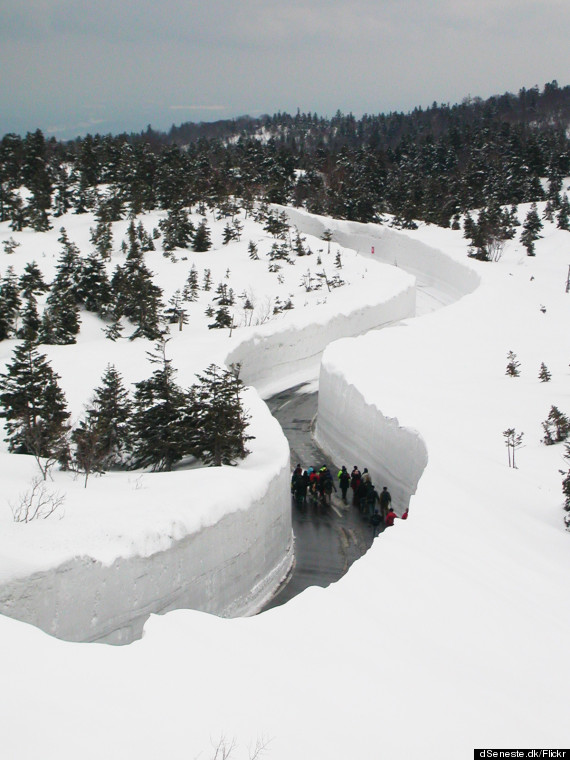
xmin=1 ymin=0 xmax=569 ymax=140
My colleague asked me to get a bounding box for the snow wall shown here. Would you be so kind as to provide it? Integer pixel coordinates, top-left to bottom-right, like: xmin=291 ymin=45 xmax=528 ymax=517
xmin=226 ymin=257 xmax=416 ymax=392
xmin=279 ymin=207 xmax=480 ymax=303
xmin=0 ymin=461 xmax=292 ymax=645
xmin=279 ymin=209 xmax=481 ymax=512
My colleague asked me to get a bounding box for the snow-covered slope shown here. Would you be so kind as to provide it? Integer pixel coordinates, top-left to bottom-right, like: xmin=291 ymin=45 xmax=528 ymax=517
xmin=1 ymin=202 xmax=569 ymax=758
xmin=0 ymin=207 xmax=415 ymax=640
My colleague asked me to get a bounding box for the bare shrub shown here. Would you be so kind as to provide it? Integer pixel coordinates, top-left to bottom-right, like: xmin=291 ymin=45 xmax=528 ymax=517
xmin=10 ymin=478 xmax=65 ymax=523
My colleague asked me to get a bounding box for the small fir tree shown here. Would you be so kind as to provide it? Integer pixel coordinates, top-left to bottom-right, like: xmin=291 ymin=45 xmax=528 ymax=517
xmin=541 ymin=406 xmax=570 ymax=445
xmin=190 ymin=363 xmax=253 ymax=466
xmin=130 ymin=340 xmax=192 ymax=471
xmin=505 ymin=350 xmax=521 ymax=377
xmin=192 ymin=219 xmax=212 ymax=252
xmin=538 ymin=362 xmax=551 ymax=382
xmin=182 ymin=264 xmax=200 ymax=302
xmin=248 ymin=241 xmax=259 ymax=260
xmin=556 ymin=195 xmax=570 ymax=231
xmin=520 ymin=203 xmax=543 ymax=256
xmin=73 ymin=364 xmax=133 ymax=474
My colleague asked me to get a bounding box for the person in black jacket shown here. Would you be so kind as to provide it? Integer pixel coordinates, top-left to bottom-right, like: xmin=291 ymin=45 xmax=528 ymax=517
xmin=379 ymin=486 xmax=392 ymax=519
xmin=337 ymin=465 xmax=350 ymax=502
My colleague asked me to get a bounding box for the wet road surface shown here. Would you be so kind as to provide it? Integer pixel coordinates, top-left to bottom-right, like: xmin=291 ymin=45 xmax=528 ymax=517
xmin=261 ymin=384 xmax=383 ymax=611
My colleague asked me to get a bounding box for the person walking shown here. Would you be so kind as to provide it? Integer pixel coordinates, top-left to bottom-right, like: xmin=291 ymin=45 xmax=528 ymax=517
xmin=379 ymin=486 xmax=392 ymax=520
xmin=350 ymin=466 xmax=361 ymax=507
xmin=385 ymin=507 xmax=397 ymax=527
xmin=338 ymin=466 xmax=350 ymax=502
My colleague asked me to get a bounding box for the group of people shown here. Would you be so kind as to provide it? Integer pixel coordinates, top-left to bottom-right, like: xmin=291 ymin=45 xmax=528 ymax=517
xmin=291 ymin=464 xmax=336 ymax=509
xmin=292 ymin=462 xmax=406 ymax=527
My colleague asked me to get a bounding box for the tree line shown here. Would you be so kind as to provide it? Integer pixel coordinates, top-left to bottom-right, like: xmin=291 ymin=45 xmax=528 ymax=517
xmin=0 ymin=339 xmax=253 ymax=483
xmin=1 ymin=81 xmax=569 ymax=233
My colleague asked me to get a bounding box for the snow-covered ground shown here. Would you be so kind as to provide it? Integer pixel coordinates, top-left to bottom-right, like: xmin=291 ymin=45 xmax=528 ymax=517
xmin=0 ymin=207 xmax=415 ymax=639
xmin=1 ymin=200 xmax=569 ymax=758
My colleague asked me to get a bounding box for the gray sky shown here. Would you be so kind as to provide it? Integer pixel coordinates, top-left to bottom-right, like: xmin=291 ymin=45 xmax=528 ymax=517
xmin=1 ymin=0 xmax=569 ymax=139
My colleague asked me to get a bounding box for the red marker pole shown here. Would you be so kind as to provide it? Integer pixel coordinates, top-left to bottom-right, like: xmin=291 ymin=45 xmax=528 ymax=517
xmin=371 ymin=246 xmax=375 ymax=255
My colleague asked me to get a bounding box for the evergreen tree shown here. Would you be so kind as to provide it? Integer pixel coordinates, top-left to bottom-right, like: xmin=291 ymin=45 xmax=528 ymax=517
xmin=505 ymin=350 xmax=521 ymax=377
xmin=182 ymin=264 xmax=200 ymax=302
xmin=164 ymin=290 xmax=188 ymax=330
xmin=77 ymin=252 xmax=111 ymax=314
xmin=0 ymin=340 xmax=70 ymax=468
xmin=0 ymin=266 xmax=21 ymax=340
xmin=73 ymin=364 xmax=133 ymax=475
xmin=19 ymin=261 xmax=48 ymax=299
xmin=538 ymin=362 xmax=551 ymax=382
xmin=110 ymin=238 xmax=163 ymax=340
xmin=192 ymin=219 xmax=212 ymax=252
xmin=158 ymin=206 xmax=195 ymax=251
xmin=190 ymin=363 xmax=253 ymax=466
xmin=248 ymin=240 xmax=259 ymax=260
xmin=557 ymin=194 xmax=570 ymax=231
xmin=90 ymin=219 xmax=113 ymax=259
xmin=541 ymin=406 xmax=570 ymax=445
xmin=202 ymin=268 xmax=212 ymax=291
xmin=40 ymin=238 xmax=82 ymax=344
xmin=131 ymin=341 xmax=191 ymax=471
xmin=17 ymin=294 xmax=41 ymax=341
xmin=222 ymin=221 xmax=238 ymax=245
xmin=520 ymin=202 xmax=543 ymax=256
xmin=208 ymin=305 xmax=232 ymax=329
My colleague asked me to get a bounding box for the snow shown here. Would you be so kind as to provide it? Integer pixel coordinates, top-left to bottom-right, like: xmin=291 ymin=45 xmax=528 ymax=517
xmin=1 ymin=200 xmax=570 ymax=757
xmin=0 ymin=207 xmax=413 ymax=640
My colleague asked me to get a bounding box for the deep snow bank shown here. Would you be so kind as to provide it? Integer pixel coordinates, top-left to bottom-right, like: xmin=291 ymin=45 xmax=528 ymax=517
xmin=279 ymin=206 xmax=480 ymax=304
xmin=227 ymin=254 xmax=415 ymax=396
xmin=316 ymin=351 xmax=428 ymax=511
xmin=0 ymin=391 xmax=293 ymax=643
xmin=282 ymin=208 xmax=481 ymax=508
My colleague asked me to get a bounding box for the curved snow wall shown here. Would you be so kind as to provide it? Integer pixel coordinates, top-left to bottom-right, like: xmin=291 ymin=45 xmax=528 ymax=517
xmin=279 ymin=207 xmax=480 ymax=303
xmin=226 ymin=267 xmax=416 ymax=392
xmin=316 ymin=361 xmax=427 ymax=513
xmin=280 ymin=209 xmax=480 ymax=512
xmin=0 ymin=463 xmax=292 ymax=645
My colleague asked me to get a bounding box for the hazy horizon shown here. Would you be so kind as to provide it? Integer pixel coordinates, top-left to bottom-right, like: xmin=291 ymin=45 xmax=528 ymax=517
xmin=1 ymin=0 xmax=569 ymax=140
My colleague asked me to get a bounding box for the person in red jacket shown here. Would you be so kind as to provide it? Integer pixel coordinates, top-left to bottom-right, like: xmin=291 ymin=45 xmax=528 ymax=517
xmin=385 ymin=508 xmax=397 ymax=527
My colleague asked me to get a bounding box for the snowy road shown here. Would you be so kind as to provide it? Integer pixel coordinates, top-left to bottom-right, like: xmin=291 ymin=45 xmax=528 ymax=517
xmin=259 ymin=268 xmax=455 ymax=610
xmin=262 ymin=386 xmax=379 ymax=611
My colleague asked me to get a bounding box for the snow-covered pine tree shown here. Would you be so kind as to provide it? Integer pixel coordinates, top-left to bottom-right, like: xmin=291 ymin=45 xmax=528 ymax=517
xmin=538 ymin=362 xmax=551 ymax=382
xmin=0 ymin=340 xmax=70 ymax=473
xmin=77 ymin=252 xmax=111 ymax=314
xmin=202 ymin=268 xmax=212 ymax=291
xmin=110 ymin=236 xmax=163 ymax=340
xmin=208 ymin=305 xmax=232 ymax=329
xmin=0 ymin=267 xmax=21 ymax=340
xmin=159 ymin=206 xmax=195 ymax=251
xmin=190 ymin=363 xmax=253 ymax=466
xmin=222 ymin=222 xmax=238 ymax=245
xmin=164 ymin=290 xmax=189 ymax=330
xmin=2 ymin=237 xmax=20 ymax=255
xmin=90 ymin=219 xmax=113 ymax=259
xmin=557 ymin=194 xmax=570 ymax=231
xmin=520 ymin=203 xmax=543 ymax=256
xmin=17 ymin=294 xmax=41 ymax=341
xmin=248 ymin=241 xmax=259 ymax=260
xmin=192 ymin=219 xmax=212 ymax=252
xmin=541 ymin=406 xmax=570 ymax=445
xmin=40 ymin=228 xmax=84 ymax=344
xmin=505 ymin=350 xmax=521 ymax=377
xmin=182 ymin=264 xmax=200 ymax=302
xmin=19 ymin=261 xmax=48 ymax=299
xmin=73 ymin=364 xmax=133 ymax=476
xmin=130 ymin=341 xmax=191 ymax=471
